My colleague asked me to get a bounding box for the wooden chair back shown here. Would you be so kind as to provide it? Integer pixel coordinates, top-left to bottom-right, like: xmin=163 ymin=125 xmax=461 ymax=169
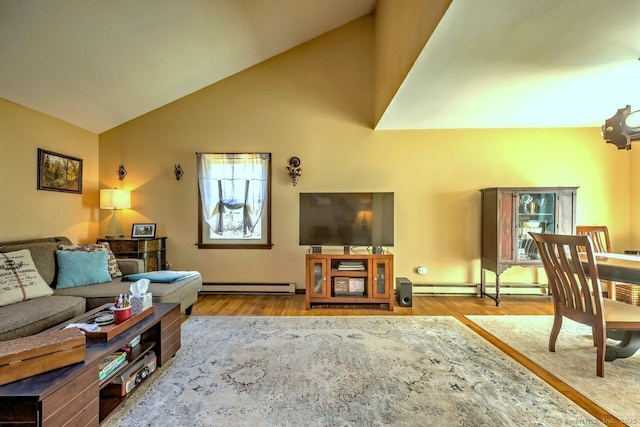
xmin=576 ymin=225 xmax=617 ymax=299
xmin=531 ymin=232 xmax=605 ymax=325
xmin=576 ymin=225 xmax=611 ymax=253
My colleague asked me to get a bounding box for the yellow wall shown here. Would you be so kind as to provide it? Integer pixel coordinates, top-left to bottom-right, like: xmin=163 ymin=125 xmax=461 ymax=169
xmin=99 ymin=16 xmax=630 ymax=289
xmin=630 ymin=147 xmax=640 ymax=248
xmin=0 ymin=99 xmax=99 ymax=243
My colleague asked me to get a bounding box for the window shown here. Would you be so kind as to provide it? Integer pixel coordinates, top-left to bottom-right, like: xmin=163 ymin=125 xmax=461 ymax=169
xmin=196 ymin=153 xmax=272 ymax=249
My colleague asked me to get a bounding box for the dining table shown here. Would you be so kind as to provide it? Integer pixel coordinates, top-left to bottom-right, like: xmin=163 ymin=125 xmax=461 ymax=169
xmin=581 ymin=252 xmax=640 ymax=362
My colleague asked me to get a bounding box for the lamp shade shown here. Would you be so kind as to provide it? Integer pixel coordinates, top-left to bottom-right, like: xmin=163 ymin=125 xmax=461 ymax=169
xmin=100 ymin=189 xmax=131 ymax=209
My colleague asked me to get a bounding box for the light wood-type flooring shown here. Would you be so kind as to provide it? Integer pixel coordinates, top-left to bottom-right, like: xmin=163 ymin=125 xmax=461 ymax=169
xmin=186 ymin=294 xmax=626 ymax=426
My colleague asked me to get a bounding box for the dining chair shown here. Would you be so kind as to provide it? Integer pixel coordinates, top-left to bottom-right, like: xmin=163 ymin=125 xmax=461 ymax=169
xmin=576 ymin=225 xmax=617 ymax=300
xmin=529 ymin=232 xmax=640 ymax=377
xmin=576 ymin=225 xmax=611 ymax=253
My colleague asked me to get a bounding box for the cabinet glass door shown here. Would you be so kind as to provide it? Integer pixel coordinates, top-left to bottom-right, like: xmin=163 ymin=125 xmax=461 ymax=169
xmin=516 ymin=192 xmax=555 ymax=260
xmin=309 ymin=259 xmax=327 ymax=298
xmin=372 ymin=258 xmax=390 ymax=299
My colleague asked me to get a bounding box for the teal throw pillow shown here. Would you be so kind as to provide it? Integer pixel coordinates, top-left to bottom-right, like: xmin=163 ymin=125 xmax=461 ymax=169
xmin=56 ymin=250 xmax=112 ymax=289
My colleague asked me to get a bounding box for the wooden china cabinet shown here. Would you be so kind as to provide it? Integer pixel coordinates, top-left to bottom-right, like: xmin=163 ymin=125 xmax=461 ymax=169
xmin=479 ymin=187 xmax=578 ymax=306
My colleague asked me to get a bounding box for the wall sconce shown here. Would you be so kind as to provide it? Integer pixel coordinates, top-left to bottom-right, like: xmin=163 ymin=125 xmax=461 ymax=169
xmin=118 ymin=165 xmax=127 ymax=181
xmin=174 ymin=164 xmax=184 ymax=180
xmin=100 ymin=188 xmax=131 ymax=238
xmin=602 ymin=105 xmax=640 ymax=150
xmin=287 ymin=157 xmax=302 ymax=186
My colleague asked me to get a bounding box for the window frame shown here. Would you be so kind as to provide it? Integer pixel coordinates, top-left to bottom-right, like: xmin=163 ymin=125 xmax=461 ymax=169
xmin=196 ymin=152 xmax=272 ymax=249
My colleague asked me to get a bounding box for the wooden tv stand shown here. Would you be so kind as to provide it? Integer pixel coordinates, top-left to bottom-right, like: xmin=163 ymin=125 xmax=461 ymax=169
xmin=0 ymin=303 xmax=180 ymax=426
xmin=306 ymin=250 xmax=394 ymax=310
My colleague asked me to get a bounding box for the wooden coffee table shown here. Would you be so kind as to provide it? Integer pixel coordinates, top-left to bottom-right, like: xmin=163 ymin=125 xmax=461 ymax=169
xmin=0 ymin=302 xmax=180 ymax=426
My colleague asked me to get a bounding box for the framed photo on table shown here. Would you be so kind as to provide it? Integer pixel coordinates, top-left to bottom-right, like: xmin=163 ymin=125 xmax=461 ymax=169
xmin=131 ymin=223 xmax=156 ymax=238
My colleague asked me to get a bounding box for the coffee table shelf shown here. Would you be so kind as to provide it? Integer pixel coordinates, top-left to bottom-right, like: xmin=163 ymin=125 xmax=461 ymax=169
xmin=98 ymin=341 xmax=154 ymax=388
xmin=0 ymin=302 xmax=181 ymax=426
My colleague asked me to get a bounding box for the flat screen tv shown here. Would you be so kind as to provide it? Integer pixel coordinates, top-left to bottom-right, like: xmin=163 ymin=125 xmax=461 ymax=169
xmin=299 ymin=192 xmax=394 ymax=247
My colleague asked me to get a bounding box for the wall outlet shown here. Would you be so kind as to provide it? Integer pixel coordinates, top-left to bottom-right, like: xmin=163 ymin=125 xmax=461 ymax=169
xmin=417 ymin=266 xmax=427 ymax=275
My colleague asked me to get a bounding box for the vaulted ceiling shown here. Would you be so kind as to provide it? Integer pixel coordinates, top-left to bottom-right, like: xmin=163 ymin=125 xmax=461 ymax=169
xmin=1 ymin=0 xmax=638 ymax=134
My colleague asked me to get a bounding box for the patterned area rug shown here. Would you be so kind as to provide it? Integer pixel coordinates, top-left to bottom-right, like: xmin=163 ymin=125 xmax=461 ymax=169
xmin=467 ymin=315 xmax=640 ymax=425
xmin=103 ymin=316 xmax=599 ymax=427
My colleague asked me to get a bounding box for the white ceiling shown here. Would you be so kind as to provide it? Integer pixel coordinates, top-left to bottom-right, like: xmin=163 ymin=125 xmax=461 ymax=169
xmin=1 ymin=0 xmax=639 ymax=134
xmin=376 ymin=0 xmax=640 ymax=130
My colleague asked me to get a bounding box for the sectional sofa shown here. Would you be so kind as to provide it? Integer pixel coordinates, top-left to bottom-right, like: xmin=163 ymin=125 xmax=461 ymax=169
xmin=0 ymin=236 xmax=202 ymax=341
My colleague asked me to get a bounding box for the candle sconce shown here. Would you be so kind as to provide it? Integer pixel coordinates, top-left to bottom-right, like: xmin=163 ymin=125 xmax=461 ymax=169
xmin=118 ymin=165 xmax=127 ymax=181
xmin=287 ymin=157 xmax=302 ymax=186
xmin=174 ymin=164 xmax=184 ymax=180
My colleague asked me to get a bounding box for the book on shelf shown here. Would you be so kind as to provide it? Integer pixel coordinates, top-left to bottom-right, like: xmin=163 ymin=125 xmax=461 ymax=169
xmin=99 ymin=351 xmax=128 ymax=381
xmin=100 ymin=360 xmax=128 ymax=382
xmin=349 ymin=278 xmax=365 ymax=292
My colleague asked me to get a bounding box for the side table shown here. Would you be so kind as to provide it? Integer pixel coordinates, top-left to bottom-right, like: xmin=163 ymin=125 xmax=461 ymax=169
xmin=98 ymin=237 xmax=167 ymax=272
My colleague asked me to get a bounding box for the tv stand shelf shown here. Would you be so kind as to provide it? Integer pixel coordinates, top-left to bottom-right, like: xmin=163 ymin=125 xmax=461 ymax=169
xmin=305 ymin=251 xmax=394 ymax=310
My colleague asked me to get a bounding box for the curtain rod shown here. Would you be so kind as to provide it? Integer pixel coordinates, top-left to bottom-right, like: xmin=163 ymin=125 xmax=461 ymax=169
xmin=195 ymin=152 xmax=270 ymax=155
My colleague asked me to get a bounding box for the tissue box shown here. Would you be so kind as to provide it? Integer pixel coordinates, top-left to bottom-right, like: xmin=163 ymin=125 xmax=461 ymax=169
xmin=130 ymin=293 xmax=152 ymax=316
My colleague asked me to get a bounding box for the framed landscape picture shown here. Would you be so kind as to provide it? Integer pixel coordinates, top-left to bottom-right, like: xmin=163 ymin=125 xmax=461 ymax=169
xmin=37 ymin=148 xmax=83 ymax=194
xmin=132 ymin=223 xmax=156 ymax=238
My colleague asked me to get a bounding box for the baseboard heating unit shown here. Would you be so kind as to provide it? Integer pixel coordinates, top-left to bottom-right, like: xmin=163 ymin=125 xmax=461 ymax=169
xmin=201 ymin=282 xmax=296 ymax=295
xmin=412 ymin=283 xmax=479 ymax=295
xmin=412 ymin=283 xmax=547 ymax=296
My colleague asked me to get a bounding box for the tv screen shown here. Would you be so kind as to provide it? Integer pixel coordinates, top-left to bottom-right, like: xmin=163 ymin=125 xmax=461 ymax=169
xmin=299 ymin=192 xmax=394 ymax=247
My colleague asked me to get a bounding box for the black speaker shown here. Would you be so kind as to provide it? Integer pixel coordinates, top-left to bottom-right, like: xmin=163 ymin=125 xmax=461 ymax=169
xmin=396 ymin=277 xmax=413 ymax=307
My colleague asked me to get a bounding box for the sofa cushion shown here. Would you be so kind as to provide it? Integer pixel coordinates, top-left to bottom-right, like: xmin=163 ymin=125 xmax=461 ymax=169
xmin=55 ymin=250 xmax=112 ymax=289
xmin=116 ymin=258 xmax=144 ymax=276
xmin=0 ymin=241 xmax=62 ymax=286
xmin=0 ymin=249 xmax=54 ymax=307
xmin=58 ymin=242 xmax=122 ymax=278
xmin=0 ymin=295 xmax=85 ymax=341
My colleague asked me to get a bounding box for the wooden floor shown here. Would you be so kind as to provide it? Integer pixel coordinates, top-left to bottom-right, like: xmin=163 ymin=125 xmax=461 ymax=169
xmin=188 ymin=293 xmax=626 ymax=426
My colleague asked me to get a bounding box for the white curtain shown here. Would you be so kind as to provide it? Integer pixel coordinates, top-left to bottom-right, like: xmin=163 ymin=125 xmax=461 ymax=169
xmin=197 ymin=153 xmax=268 ymax=239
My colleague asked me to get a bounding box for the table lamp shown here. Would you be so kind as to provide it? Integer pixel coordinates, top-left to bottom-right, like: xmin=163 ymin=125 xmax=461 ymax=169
xmin=100 ymin=189 xmax=131 ymax=238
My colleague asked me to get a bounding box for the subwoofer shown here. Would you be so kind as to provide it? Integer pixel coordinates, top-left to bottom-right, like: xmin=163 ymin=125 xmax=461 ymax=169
xmin=396 ymin=277 xmax=413 ymax=307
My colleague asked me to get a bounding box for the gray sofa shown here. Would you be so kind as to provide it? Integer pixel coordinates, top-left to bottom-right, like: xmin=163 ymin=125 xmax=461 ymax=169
xmin=0 ymin=236 xmax=201 ymax=341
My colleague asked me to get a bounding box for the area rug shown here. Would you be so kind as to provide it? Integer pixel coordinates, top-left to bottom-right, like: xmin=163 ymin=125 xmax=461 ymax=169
xmin=103 ymin=316 xmax=599 ymax=427
xmin=467 ymin=315 xmax=640 ymax=424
